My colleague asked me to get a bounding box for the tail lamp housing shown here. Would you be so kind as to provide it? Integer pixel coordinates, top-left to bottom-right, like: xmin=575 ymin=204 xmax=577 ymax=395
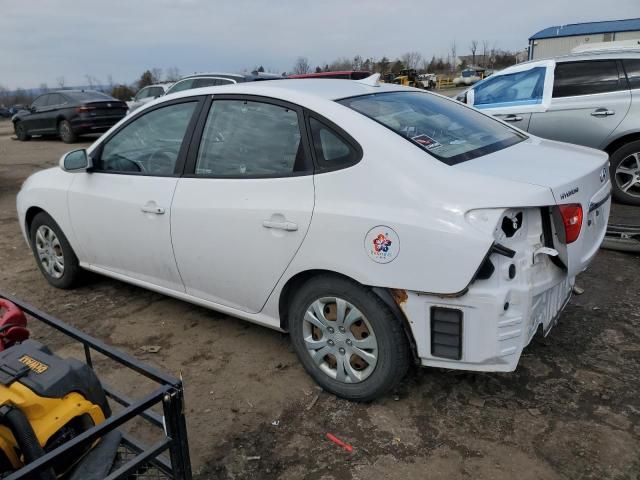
xmin=558 ymin=204 xmax=583 ymax=244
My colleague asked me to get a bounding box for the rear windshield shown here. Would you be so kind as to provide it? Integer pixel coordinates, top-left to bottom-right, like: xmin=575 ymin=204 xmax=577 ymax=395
xmin=66 ymin=91 xmax=113 ymax=102
xmin=338 ymin=91 xmax=525 ymax=165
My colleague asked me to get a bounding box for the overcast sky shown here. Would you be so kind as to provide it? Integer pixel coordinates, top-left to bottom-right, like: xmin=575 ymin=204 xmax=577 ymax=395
xmin=1 ymin=0 xmax=638 ymax=89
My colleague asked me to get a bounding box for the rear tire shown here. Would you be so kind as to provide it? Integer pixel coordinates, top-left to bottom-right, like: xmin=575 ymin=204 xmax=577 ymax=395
xmin=288 ymin=275 xmax=410 ymax=401
xmin=58 ymin=120 xmax=77 ymax=144
xmin=29 ymin=212 xmax=82 ymax=289
xmin=610 ymin=141 xmax=640 ymax=206
xmin=14 ymin=122 xmax=31 ymax=141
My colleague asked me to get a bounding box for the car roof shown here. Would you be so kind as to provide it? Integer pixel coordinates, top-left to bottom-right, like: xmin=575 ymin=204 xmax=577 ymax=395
xmin=177 ymin=72 xmax=283 ymax=81
xmin=515 ymin=49 xmax=640 ymax=68
xmin=167 ymin=78 xmax=414 ymax=102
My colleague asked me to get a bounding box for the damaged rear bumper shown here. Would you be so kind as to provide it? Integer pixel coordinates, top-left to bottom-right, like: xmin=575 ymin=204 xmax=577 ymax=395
xmin=397 ymin=207 xmax=579 ymax=372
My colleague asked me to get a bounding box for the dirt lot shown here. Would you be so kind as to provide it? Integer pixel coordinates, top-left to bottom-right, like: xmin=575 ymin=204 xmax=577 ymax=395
xmin=0 ymin=118 xmax=639 ymax=479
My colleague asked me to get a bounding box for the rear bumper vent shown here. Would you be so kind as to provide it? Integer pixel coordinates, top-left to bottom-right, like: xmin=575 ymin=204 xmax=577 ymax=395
xmin=430 ymin=307 xmax=463 ymax=360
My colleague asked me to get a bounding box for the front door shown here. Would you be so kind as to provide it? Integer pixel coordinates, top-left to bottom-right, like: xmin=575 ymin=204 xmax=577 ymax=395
xmin=469 ymin=61 xmax=553 ymax=131
xmin=171 ymin=96 xmax=315 ymax=313
xmin=528 ymin=60 xmax=631 ymax=149
xmin=68 ymin=99 xmax=201 ymax=291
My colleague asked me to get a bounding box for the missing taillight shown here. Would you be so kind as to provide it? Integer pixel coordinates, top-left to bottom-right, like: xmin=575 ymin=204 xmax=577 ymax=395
xmin=558 ymin=204 xmax=583 ymax=244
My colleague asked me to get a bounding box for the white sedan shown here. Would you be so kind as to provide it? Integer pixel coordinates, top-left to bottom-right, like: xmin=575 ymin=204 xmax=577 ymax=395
xmin=17 ymin=76 xmax=611 ymax=400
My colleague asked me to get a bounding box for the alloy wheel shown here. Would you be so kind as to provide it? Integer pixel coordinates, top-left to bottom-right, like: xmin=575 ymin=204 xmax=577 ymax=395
xmin=615 ymin=152 xmax=640 ymax=199
xmin=302 ymin=297 xmax=378 ymax=383
xmin=35 ymin=225 xmax=64 ymax=279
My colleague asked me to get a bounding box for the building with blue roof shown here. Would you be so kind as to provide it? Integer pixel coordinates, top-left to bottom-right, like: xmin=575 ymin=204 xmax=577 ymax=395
xmin=528 ymin=18 xmax=640 ymax=59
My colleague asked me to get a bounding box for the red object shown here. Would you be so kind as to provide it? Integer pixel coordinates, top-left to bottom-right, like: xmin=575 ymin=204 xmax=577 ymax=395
xmin=558 ymin=204 xmax=583 ymax=244
xmin=0 ymin=299 xmax=30 ymax=351
xmin=326 ymin=433 xmax=353 ymax=453
xmin=288 ymin=71 xmax=372 ymax=80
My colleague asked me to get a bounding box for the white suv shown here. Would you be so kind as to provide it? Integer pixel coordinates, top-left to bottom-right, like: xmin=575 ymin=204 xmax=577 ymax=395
xmin=458 ymin=50 xmax=640 ymax=205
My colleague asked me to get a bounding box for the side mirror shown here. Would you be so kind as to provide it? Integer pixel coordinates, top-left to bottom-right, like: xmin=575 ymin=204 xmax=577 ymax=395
xmin=466 ymin=89 xmax=475 ymax=106
xmin=60 ymin=149 xmax=92 ymax=172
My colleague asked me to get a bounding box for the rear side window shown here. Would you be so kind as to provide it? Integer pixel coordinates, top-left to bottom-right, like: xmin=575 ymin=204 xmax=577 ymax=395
xmin=623 ymin=59 xmax=640 ymax=90
xmin=339 ymin=91 xmax=524 ymax=165
xmin=473 ymin=67 xmax=546 ymax=108
xmin=309 ymin=117 xmax=360 ymax=168
xmin=193 ymin=78 xmax=219 ymax=88
xmin=553 ymin=60 xmax=624 ymax=97
xmin=195 ymin=100 xmax=307 ymax=177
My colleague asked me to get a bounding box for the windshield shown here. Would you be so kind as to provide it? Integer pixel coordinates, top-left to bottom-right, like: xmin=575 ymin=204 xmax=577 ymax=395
xmin=338 ymin=91 xmax=525 ymax=165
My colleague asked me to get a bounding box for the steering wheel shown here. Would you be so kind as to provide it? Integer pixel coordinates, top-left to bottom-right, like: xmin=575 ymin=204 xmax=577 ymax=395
xmin=147 ymin=150 xmax=176 ymax=175
xmin=104 ymin=154 xmax=145 ymax=173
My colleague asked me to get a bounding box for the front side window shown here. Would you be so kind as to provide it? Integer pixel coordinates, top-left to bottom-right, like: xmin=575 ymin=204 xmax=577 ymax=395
xmin=195 ymin=100 xmax=306 ymax=176
xmin=166 ymin=79 xmax=194 ymax=95
xmin=134 ymin=88 xmax=149 ymax=101
xmin=623 ymin=59 xmax=640 ymax=90
xmin=148 ymin=87 xmax=163 ymax=98
xmin=46 ymin=94 xmax=64 ymax=106
xmin=97 ymin=102 xmax=196 ymax=175
xmin=339 ymin=91 xmax=525 ymax=165
xmin=31 ymin=95 xmax=48 ymax=108
xmin=473 ymin=67 xmax=546 ymax=108
xmin=553 ymin=60 xmax=623 ymax=97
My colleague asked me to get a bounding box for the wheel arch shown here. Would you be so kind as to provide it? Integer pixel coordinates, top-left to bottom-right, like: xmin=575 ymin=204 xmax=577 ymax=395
xmin=24 ymin=206 xmax=47 ymax=240
xmin=277 ymin=269 xmax=419 ymax=363
xmin=604 ymin=132 xmax=640 ymax=155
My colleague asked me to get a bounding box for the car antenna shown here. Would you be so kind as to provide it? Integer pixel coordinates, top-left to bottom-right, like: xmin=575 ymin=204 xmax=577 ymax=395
xmin=356 ymin=73 xmax=381 ymax=87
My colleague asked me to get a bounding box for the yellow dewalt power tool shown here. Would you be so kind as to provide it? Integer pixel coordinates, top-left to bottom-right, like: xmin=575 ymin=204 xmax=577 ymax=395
xmin=0 ymin=339 xmax=110 ymax=477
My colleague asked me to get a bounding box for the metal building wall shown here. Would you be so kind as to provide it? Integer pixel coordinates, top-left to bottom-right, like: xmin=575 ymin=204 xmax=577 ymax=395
xmin=530 ymin=30 xmax=640 ymax=59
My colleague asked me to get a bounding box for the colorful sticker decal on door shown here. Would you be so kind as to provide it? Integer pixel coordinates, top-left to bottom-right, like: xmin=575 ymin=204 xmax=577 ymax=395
xmin=364 ymin=227 xmax=400 ymax=264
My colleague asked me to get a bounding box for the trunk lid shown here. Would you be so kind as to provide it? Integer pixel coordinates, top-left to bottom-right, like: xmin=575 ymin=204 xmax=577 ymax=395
xmin=456 ymin=136 xmax=611 ymax=277
xmin=82 ymin=101 xmax=127 ymax=117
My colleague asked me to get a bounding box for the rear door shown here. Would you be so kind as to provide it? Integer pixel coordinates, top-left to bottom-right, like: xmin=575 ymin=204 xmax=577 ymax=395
xmin=41 ymin=93 xmax=66 ymax=132
xmin=528 ymin=60 xmax=631 ymax=149
xmin=171 ymin=95 xmax=314 ymax=313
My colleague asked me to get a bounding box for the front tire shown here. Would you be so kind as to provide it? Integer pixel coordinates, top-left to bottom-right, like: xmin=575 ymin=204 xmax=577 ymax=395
xmin=289 ymin=275 xmax=410 ymax=401
xmin=14 ymin=122 xmax=31 ymax=141
xmin=610 ymin=141 xmax=640 ymax=206
xmin=29 ymin=212 xmax=82 ymax=289
xmin=58 ymin=120 xmax=77 ymax=144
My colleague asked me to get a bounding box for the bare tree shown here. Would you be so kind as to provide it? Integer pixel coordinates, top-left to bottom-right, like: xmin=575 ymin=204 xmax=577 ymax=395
xmin=482 ymin=40 xmax=490 ymax=67
xmin=401 ymin=51 xmax=423 ymax=70
xmin=56 ymin=76 xmax=65 ymax=89
xmin=292 ymin=57 xmax=311 ymax=75
xmin=165 ymin=67 xmax=181 ymax=82
xmin=470 ymin=40 xmax=478 ymax=66
xmin=150 ymin=68 xmax=163 ymax=84
xmin=329 ymin=57 xmax=352 ymax=71
xmin=450 ymin=41 xmax=457 ymax=72
xmin=39 ymin=83 xmax=49 ymax=93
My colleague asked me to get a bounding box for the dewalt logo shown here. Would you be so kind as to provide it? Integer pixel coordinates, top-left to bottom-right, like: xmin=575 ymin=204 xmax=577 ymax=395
xmin=18 ymin=355 xmax=49 ymax=374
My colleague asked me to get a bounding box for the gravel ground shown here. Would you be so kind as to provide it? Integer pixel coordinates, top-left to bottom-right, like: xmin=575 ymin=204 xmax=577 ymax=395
xmin=0 ymin=118 xmax=638 ymax=479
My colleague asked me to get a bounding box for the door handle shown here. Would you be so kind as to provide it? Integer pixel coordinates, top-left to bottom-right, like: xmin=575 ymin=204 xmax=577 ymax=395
xmin=141 ymin=205 xmax=165 ymax=215
xmin=591 ymin=109 xmax=615 ymax=117
xmin=262 ymin=220 xmax=298 ymax=231
xmin=503 ymin=114 xmax=523 ymax=122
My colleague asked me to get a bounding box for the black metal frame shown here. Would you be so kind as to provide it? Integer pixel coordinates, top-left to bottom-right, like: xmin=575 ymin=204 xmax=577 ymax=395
xmin=0 ymin=291 xmax=192 ymax=480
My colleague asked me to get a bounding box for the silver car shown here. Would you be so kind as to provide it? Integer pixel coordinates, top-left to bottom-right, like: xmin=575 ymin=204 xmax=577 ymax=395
xmin=126 ymin=83 xmax=172 ymax=113
xmin=458 ymin=50 xmax=640 ymax=205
